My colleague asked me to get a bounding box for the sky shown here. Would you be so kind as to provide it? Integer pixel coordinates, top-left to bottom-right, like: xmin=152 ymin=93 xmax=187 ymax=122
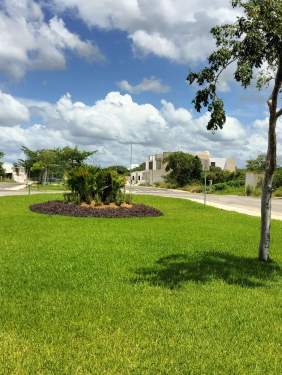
xmin=0 ymin=0 xmax=281 ymax=168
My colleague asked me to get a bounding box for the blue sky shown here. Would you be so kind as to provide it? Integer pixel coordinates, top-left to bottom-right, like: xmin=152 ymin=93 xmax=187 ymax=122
xmin=0 ymin=0 xmax=280 ymax=167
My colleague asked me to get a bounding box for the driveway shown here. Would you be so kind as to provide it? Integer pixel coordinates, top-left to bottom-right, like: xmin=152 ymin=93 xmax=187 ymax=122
xmin=128 ymin=185 xmax=282 ymax=220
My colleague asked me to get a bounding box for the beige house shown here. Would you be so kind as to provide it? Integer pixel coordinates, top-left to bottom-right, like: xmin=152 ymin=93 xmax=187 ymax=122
xmin=130 ymin=151 xmax=236 ymax=185
xmin=2 ymin=163 xmax=27 ymax=183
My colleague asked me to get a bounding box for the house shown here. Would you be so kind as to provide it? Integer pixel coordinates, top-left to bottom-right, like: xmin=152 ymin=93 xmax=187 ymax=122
xmin=130 ymin=151 xmax=236 ymax=185
xmin=2 ymin=163 xmax=27 ymax=183
xmin=130 ymin=170 xmax=146 ymax=185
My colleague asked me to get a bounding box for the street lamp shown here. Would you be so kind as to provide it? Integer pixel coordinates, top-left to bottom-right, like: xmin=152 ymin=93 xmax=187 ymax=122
xmin=129 ymin=143 xmax=133 ymax=202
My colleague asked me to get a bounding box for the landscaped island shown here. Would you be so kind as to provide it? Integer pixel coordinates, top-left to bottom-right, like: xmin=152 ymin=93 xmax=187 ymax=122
xmin=30 ymin=200 xmax=162 ymax=218
xmin=30 ymin=164 xmax=162 ymax=218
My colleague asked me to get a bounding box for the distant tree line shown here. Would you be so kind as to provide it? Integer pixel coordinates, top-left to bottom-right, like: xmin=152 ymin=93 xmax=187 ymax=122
xmin=17 ymin=146 xmax=96 ymax=184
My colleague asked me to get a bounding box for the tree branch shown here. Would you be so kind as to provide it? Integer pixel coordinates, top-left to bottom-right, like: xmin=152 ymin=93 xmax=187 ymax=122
xmin=276 ymin=108 xmax=282 ymax=118
xmin=214 ymin=58 xmax=236 ymax=85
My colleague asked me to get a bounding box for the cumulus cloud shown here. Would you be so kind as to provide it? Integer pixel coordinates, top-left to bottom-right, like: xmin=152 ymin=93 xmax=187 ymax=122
xmin=117 ymin=77 xmax=170 ymax=94
xmin=51 ymin=0 xmax=239 ymax=63
xmin=0 ymin=0 xmax=104 ymax=78
xmin=1 ymin=90 xmax=274 ymax=167
xmin=0 ymin=91 xmax=30 ymax=126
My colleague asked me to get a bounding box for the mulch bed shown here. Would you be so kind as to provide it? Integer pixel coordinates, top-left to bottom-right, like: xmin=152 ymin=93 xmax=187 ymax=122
xmin=30 ymin=200 xmax=163 ymax=218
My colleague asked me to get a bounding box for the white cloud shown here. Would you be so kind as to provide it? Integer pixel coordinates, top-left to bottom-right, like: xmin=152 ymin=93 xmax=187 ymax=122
xmin=51 ymin=0 xmax=239 ymax=63
xmin=0 ymin=90 xmax=264 ymax=167
xmin=117 ymin=77 xmax=170 ymax=94
xmin=0 ymin=91 xmax=29 ymax=126
xmin=0 ymin=0 xmax=103 ymax=78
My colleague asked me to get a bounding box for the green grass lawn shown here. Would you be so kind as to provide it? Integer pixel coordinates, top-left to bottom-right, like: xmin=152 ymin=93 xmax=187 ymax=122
xmin=0 ymin=194 xmax=282 ymax=374
xmin=31 ymin=183 xmax=66 ymax=192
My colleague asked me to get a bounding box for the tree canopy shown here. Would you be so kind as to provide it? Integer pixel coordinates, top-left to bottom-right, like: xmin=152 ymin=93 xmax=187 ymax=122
xmin=246 ymin=154 xmax=266 ymax=172
xmin=187 ymin=0 xmax=282 ymax=131
xmin=165 ymin=152 xmax=202 ymax=187
xmin=105 ymin=165 xmax=129 ymax=176
xmin=18 ymin=146 xmax=96 ymax=183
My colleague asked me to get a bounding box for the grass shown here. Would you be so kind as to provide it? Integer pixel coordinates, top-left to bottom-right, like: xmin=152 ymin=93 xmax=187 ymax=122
xmin=0 ymin=194 xmax=282 ymax=374
xmin=31 ymin=183 xmax=66 ymax=192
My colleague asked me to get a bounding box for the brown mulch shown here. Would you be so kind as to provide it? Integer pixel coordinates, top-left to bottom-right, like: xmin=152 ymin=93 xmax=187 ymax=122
xmin=30 ymin=200 xmax=163 ymax=218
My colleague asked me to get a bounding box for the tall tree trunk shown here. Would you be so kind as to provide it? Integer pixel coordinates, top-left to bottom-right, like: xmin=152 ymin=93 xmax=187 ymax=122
xmin=258 ymin=115 xmax=276 ymax=261
xmin=258 ymin=55 xmax=282 ymax=261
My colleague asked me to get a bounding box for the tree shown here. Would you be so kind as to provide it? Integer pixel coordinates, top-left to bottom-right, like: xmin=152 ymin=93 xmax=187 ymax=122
xmin=187 ymin=0 xmax=282 ymax=262
xmin=0 ymin=151 xmax=5 ymax=177
xmin=18 ymin=146 xmax=95 ymax=184
xmin=273 ymin=168 xmax=282 ymax=189
xmin=165 ymin=152 xmax=202 ymax=187
xmin=246 ymin=154 xmax=266 ymax=172
xmin=58 ymin=147 xmax=95 ymax=170
xmin=105 ymin=165 xmax=129 ymax=176
xmin=131 ymin=163 xmax=146 ymax=172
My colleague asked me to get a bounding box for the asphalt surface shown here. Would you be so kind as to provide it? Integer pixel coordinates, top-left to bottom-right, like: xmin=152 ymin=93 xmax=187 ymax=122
xmin=129 ymin=185 xmax=282 ymax=220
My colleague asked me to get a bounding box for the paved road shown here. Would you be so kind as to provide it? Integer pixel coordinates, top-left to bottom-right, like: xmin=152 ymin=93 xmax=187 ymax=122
xmin=0 ymin=183 xmax=63 ymax=197
xmin=129 ymin=185 xmax=282 ymax=220
xmin=0 ymin=182 xmax=23 ymax=190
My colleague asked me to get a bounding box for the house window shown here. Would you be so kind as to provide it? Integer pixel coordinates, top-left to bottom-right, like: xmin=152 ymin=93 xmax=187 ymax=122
xmin=156 ymin=159 xmax=162 ymax=170
xmin=149 ymin=161 xmax=153 ymax=170
xmin=132 ymin=175 xmax=134 ymax=180
xmin=138 ymin=176 xmax=141 ymax=180
xmin=211 ymin=162 xmax=216 ymax=168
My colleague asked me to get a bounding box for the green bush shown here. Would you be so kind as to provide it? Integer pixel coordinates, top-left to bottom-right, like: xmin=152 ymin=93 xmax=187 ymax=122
xmin=66 ymin=165 xmax=98 ymax=203
xmin=66 ymin=165 xmax=126 ymax=204
xmin=273 ymin=168 xmax=282 ymax=189
xmin=245 ymin=185 xmax=253 ymax=196
xmin=227 ymin=180 xmax=242 ymax=188
xmin=273 ymin=187 xmax=282 ymax=197
xmin=213 ymin=182 xmax=228 ymax=191
xmin=95 ymin=169 xmax=125 ymax=204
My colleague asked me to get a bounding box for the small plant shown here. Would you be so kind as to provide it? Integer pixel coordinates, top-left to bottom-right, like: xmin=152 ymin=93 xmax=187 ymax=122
xmin=245 ymin=185 xmax=253 ymax=196
xmin=124 ymin=193 xmax=132 ymax=204
xmin=63 ymin=192 xmax=80 ymax=204
xmin=274 ymin=187 xmax=282 ymax=197
xmin=213 ymin=182 xmax=227 ymax=191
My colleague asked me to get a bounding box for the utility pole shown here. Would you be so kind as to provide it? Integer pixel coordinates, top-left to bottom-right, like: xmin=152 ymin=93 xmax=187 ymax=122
xmin=129 ymin=143 xmax=133 ymax=202
xmin=204 ymin=168 xmax=207 ymax=206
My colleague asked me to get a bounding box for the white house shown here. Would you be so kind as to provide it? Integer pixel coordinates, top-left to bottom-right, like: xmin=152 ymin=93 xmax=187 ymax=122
xmin=130 ymin=151 xmax=236 ymax=185
xmin=2 ymin=163 xmax=27 ymax=183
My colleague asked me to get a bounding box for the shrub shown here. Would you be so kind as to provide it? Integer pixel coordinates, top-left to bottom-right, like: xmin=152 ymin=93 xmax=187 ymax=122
xmin=66 ymin=165 xmax=126 ymax=205
xmin=66 ymin=165 xmax=98 ymax=203
xmin=96 ymin=169 xmax=125 ymax=204
xmin=63 ymin=192 xmax=80 ymax=204
xmin=274 ymin=187 xmax=282 ymax=197
xmin=213 ymin=182 xmax=228 ymax=191
xmin=184 ymin=183 xmax=203 ymax=193
xmin=227 ymin=180 xmax=242 ymax=188
xmin=273 ymin=168 xmax=282 ymax=189
xmin=245 ymin=185 xmax=253 ymax=196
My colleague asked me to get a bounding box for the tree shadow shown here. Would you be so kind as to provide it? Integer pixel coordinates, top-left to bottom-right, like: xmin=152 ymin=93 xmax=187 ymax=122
xmin=133 ymin=252 xmax=281 ymax=289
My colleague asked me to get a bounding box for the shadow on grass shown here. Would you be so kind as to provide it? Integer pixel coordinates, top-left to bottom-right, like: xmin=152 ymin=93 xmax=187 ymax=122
xmin=133 ymin=252 xmax=281 ymax=289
